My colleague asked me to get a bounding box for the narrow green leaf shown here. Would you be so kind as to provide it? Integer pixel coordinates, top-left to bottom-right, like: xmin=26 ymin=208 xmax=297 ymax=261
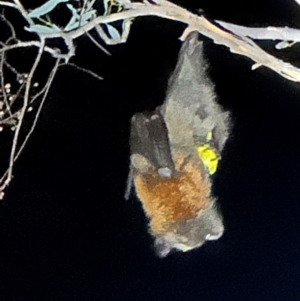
xmin=28 ymin=0 xmax=70 ymax=18
xmin=106 ymin=24 xmax=121 ymax=42
xmin=25 ymin=24 xmax=61 ymax=34
xmin=64 ymin=10 xmax=95 ymax=31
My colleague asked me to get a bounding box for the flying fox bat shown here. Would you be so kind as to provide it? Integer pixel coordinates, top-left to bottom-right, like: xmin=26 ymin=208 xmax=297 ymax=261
xmin=127 ymin=31 xmax=231 ymax=257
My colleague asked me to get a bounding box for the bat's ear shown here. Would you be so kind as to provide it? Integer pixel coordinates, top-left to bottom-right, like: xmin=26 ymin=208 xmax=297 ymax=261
xmin=154 ymin=237 xmax=173 ymax=258
xmin=130 ymin=153 xmax=155 ymax=175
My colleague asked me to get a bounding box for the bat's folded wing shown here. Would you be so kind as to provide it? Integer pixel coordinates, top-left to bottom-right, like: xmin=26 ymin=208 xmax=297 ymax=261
xmin=129 ymin=110 xmax=176 ymax=178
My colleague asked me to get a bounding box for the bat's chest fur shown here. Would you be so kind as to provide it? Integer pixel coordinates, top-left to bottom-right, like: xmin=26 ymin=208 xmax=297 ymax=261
xmin=134 ymin=153 xmax=212 ymax=235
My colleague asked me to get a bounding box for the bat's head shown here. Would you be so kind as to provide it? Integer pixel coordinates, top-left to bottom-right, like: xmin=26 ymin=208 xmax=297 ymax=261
xmin=132 ymin=151 xmax=224 ymax=258
xmin=154 ymin=201 xmax=224 ymax=257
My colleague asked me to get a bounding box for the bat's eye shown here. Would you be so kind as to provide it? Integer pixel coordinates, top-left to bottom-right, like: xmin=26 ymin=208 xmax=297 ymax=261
xmin=154 ymin=239 xmax=172 ymax=258
xmin=197 ymin=144 xmax=219 ymax=174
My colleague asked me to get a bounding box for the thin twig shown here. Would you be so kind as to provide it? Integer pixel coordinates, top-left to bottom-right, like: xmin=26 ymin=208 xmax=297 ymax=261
xmin=86 ymin=31 xmax=111 ymax=56
xmin=0 ymin=38 xmax=45 ymax=191
xmin=0 ymin=111 xmax=19 ymax=125
xmin=8 ymin=81 xmax=25 ymax=107
xmin=0 ymin=50 xmax=12 ymax=117
xmin=0 ymin=41 xmax=62 ymax=57
xmin=0 ymin=59 xmax=59 ymax=187
xmin=59 ymin=62 xmax=103 ymax=80
xmin=0 ymin=11 xmax=16 ymax=39
xmin=15 ymin=58 xmax=60 ymax=162
xmin=29 ymin=82 xmax=49 ymax=104
xmin=12 ymin=0 xmax=34 ymax=25
xmin=4 ymin=60 xmax=19 ymax=76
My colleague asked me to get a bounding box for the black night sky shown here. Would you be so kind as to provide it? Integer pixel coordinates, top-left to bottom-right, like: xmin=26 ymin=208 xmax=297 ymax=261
xmin=1 ymin=0 xmax=300 ymax=300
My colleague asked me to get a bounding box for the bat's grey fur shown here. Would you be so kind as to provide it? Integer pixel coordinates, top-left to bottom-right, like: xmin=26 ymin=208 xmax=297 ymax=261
xmin=161 ymin=32 xmax=230 ymax=156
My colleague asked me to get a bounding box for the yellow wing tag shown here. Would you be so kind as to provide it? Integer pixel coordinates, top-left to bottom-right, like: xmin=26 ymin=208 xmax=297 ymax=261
xmin=197 ymin=131 xmax=219 ymax=175
xmin=197 ymin=144 xmax=218 ymax=175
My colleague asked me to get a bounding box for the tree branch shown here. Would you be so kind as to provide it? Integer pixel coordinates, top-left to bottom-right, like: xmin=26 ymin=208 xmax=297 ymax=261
xmin=0 ymin=38 xmax=45 ymax=192
xmin=0 ymin=1 xmax=17 ymax=9
xmin=26 ymin=0 xmax=300 ymax=82
xmin=1 ymin=0 xmax=300 ymax=196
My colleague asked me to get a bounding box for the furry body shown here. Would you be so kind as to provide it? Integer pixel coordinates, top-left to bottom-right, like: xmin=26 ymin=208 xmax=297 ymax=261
xmin=128 ymin=32 xmax=230 ymax=257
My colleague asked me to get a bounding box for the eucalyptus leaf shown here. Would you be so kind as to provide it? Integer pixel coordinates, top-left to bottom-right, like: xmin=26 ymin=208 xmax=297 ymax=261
xmin=275 ymin=41 xmax=296 ymax=50
xmin=106 ymin=24 xmax=121 ymax=42
xmin=66 ymin=3 xmax=79 ymax=17
xmin=28 ymin=0 xmax=70 ymax=18
xmin=80 ymin=10 xmax=96 ymax=22
xmin=25 ymin=24 xmax=61 ymax=34
xmin=86 ymin=0 xmax=96 ymax=12
xmin=64 ymin=21 xmax=79 ymax=31
xmin=64 ymin=10 xmax=96 ymax=31
xmin=275 ymin=41 xmax=289 ymax=49
xmin=65 ymin=3 xmax=80 ymax=31
xmin=64 ymin=15 xmax=78 ymax=31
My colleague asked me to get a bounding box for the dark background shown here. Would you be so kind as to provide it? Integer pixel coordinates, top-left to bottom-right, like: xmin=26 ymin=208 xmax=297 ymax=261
xmin=2 ymin=0 xmax=300 ymax=300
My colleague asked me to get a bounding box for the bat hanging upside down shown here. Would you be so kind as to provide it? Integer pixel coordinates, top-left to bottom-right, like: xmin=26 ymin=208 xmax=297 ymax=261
xmin=126 ymin=31 xmax=231 ymax=257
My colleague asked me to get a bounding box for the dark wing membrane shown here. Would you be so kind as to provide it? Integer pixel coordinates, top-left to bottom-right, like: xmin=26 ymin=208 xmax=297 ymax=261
xmin=129 ymin=110 xmax=175 ymax=175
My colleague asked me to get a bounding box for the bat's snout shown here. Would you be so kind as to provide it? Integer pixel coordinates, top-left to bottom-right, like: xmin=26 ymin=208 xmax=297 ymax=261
xmin=205 ymin=225 xmax=224 ymax=241
xmin=154 ymin=203 xmax=224 ymax=257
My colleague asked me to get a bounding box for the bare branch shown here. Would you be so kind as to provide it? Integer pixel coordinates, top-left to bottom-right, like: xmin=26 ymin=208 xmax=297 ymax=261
xmin=0 ymin=58 xmax=60 ymax=191
xmin=85 ymin=31 xmax=111 ymax=56
xmin=0 ymin=12 xmax=17 ymax=40
xmin=0 ymin=0 xmax=34 ymax=28
xmin=25 ymin=0 xmax=300 ymax=82
xmin=0 ymin=41 xmax=70 ymax=60
xmin=0 ymin=1 xmax=16 ymax=9
xmin=0 ymin=38 xmax=45 ymax=192
xmin=59 ymin=62 xmax=103 ymax=80
xmin=15 ymin=58 xmax=60 ymax=163
xmin=0 ymin=51 xmax=12 ymax=117
xmin=3 ymin=0 xmax=300 ymax=82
